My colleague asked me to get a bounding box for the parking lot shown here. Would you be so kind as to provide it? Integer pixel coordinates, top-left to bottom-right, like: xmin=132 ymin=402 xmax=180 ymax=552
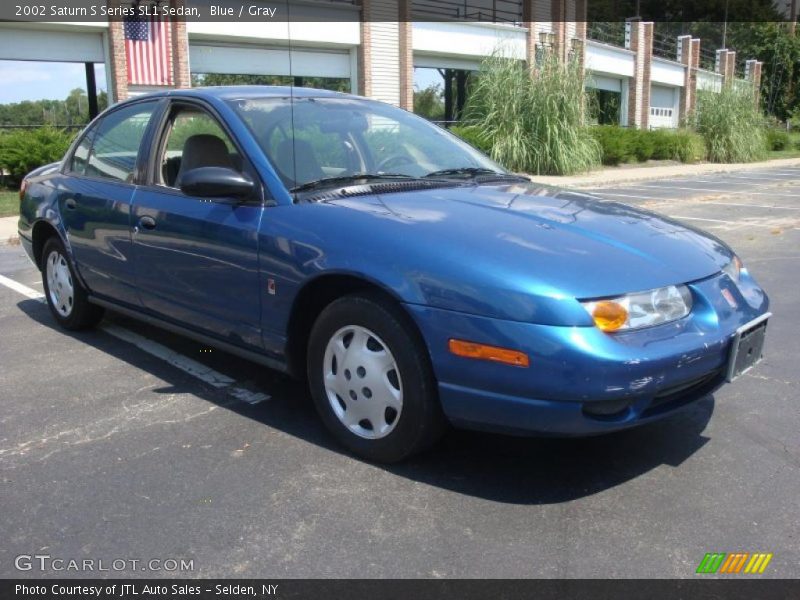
xmin=1 ymin=165 xmax=798 ymax=579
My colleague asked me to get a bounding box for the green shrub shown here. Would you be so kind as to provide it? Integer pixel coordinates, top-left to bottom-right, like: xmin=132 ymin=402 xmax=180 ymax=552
xmin=765 ymin=128 xmax=790 ymax=151
xmin=590 ymin=126 xmax=706 ymax=165
xmin=693 ymin=86 xmax=767 ymax=163
xmin=589 ymin=125 xmax=633 ymax=165
xmin=631 ymin=129 xmax=656 ymax=162
xmin=648 ymin=129 xmax=674 ymax=160
xmin=462 ymin=51 xmax=600 ymax=175
xmin=670 ymin=130 xmax=707 ymax=163
xmin=0 ymin=127 xmax=75 ymax=186
xmin=450 ymin=124 xmax=493 ymax=154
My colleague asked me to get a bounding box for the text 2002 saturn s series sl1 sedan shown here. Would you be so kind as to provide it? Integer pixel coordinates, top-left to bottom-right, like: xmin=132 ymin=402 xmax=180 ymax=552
xmin=18 ymin=86 xmax=770 ymax=462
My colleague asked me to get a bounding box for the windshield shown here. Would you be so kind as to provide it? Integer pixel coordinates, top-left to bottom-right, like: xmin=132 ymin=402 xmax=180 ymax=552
xmin=227 ymin=95 xmax=504 ymax=191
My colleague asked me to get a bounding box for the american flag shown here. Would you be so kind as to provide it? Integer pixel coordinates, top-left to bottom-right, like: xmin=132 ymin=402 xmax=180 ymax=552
xmin=124 ymin=8 xmax=173 ymax=86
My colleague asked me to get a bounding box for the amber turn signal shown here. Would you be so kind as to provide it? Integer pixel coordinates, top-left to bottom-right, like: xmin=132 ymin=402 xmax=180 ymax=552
xmin=591 ymin=301 xmax=628 ymax=332
xmin=448 ymin=339 xmax=530 ymax=367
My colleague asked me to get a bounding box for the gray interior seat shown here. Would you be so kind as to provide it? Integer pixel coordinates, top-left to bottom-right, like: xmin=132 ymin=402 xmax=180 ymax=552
xmin=174 ymin=134 xmax=235 ymax=188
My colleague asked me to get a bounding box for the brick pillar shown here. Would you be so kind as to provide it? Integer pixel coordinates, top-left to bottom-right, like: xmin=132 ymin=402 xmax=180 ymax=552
xmin=551 ymin=0 xmax=567 ymax=62
xmin=357 ymin=0 xmax=403 ymax=105
xmin=398 ymin=0 xmax=413 ymax=110
xmin=678 ymin=35 xmax=699 ymax=123
xmin=716 ymin=48 xmax=737 ymax=86
xmin=358 ymin=0 xmax=372 ymax=97
xmin=747 ymin=59 xmax=763 ymax=106
xmin=171 ymin=0 xmax=191 ymax=89
xmin=627 ymin=19 xmax=653 ymax=129
xmin=725 ymin=50 xmax=736 ymax=83
xmin=523 ymin=0 xmax=536 ymax=70
xmin=107 ymin=13 xmax=128 ymax=102
xmin=573 ymin=0 xmax=587 ymax=70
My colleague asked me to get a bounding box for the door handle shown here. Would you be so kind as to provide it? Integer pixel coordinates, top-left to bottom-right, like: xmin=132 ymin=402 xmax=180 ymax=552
xmin=64 ymin=198 xmax=77 ymax=210
xmin=138 ymin=216 xmax=157 ymax=230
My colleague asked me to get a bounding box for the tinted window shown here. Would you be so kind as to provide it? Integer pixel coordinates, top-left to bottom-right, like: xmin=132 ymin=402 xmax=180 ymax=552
xmin=69 ymin=123 xmax=98 ymax=175
xmin=158 ymin=108 xmax=242 ymax=188
xmin=87 ymin=102 xmax=157 ymax=183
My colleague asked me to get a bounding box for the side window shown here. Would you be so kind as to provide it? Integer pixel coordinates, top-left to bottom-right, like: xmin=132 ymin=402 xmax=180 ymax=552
xmin=69 ymin=123 xmax=98 ymax=175
xmin=87 ymin=102 xmax=157 ymax=183
xmin=158 ymin=108 xmax=241 ymax=189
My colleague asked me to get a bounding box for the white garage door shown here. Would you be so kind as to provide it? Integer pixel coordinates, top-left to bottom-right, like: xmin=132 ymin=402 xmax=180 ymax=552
xmin=189 ymin=44 xmax=351 ymax=79
xmin=0 ymin=26 xmax=105 ymax=63
xmin=650 ymin=84 xmax=678 ymax=129
xmin=587 ymin=74 xmax=623 ymax=93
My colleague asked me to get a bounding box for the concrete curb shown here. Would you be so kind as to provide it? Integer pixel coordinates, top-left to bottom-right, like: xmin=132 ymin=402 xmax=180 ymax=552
xmin=527 ymin=157 xmax=800 ymax=189
xmin=0 ymin=216 xmax=19 ymax=246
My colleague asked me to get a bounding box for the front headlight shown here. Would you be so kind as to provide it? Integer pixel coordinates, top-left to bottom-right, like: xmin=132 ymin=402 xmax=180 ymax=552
xmin=722 ymin=255 xmax=744 ymax=283
xmin=581 ymin=285 xmax=693 ymax=332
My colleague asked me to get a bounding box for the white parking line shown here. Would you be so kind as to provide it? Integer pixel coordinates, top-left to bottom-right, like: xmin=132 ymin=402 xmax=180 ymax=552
xmin=668 ymin=215 xmax=797 ymax=229
xmin=589 ymin=192 xmax=668 ymax=201
xmin=0 ymin=274 xmax=270 ymax=405
xmin=681 ymin=201 xmax=800 ymax=211
xmin=0 ymin=274 xmax=45 ymax=301
xmin=632 ymin=185 xmax=800 ymax=197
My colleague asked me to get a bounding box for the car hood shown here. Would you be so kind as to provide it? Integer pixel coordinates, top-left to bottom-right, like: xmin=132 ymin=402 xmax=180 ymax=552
xmin=317 ymin=182 xmax=733 ymax=324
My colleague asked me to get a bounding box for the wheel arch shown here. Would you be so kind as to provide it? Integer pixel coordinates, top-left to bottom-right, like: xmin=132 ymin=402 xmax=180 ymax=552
xmin=31 ymin=220 xmax=63 ymax=269
xmin=285 ymin=273 xmax=430 ymax=379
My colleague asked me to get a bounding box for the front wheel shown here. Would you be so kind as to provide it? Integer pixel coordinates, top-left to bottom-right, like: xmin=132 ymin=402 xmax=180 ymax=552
xmin=307 ymin=293 xmax=446 ymax=463
xmin=41 ymin=236 xmax=104 ymax=331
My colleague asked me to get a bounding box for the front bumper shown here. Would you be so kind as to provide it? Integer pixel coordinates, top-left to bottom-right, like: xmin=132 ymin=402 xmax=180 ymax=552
xmin=405 ymin=271 xmax=769 ymax=436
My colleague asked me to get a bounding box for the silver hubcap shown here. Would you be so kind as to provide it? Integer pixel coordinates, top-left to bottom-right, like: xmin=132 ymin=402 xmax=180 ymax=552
xmin=323 ymin=325 xmax=403 ymax=440
xmin=46 ymin=250 xmax=74 ymax=317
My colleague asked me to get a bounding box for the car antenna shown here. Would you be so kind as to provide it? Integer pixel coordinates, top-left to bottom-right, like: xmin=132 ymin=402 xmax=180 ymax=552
xmin=286 ymin=0 xmax=297 ymax=197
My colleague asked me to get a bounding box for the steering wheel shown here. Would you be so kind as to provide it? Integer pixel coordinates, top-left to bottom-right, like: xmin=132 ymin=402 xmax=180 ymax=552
xmin=376 ymin=153 xmax=414 ymax=172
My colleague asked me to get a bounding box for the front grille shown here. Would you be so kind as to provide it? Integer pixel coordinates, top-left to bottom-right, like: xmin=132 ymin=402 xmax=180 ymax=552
xmin=642 ymin=370 xmax=724 ymax=417
xmin=582 ymin=369 xmax=724 ymax=422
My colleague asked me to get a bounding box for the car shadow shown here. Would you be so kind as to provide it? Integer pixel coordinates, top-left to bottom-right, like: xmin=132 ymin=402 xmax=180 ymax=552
xmin=16 ymin=299 xmax=714 ymax=506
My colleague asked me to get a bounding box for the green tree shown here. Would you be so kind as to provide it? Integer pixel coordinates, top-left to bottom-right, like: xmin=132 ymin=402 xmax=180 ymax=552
xmin=413 ymin=83 xmax=445 ymax=120
xmin=191 ymin=73 xmax=350 ymax=92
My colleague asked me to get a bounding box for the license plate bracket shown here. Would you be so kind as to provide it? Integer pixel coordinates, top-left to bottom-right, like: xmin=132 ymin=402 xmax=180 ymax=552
xmin=726 ymin=313 xmax=771 ymax=382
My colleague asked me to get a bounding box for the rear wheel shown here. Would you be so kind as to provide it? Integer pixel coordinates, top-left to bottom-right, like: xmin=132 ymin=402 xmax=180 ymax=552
xmin=41 ymin=237 xmax=104 ymax=330
xmin=307 ymin=293 xmax=446 ymax=463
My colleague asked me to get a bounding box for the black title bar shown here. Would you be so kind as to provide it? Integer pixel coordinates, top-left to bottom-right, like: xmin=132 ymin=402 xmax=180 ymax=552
xmin=3 ymin=579 xmax=800 ymax=600
xmin=1 ymin=0 xmax=796 ymax=23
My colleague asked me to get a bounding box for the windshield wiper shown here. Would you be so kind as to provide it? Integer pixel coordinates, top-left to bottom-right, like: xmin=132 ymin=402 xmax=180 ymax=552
xmin=290 ymin=173 xmax=417 ymax=193
xmin=423 ymin=167 xmax=501 ymax=178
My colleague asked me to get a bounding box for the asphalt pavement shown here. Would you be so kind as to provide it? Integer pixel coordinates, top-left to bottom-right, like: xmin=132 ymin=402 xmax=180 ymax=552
xmin=1 ymin=166 xmax=798 ymax=579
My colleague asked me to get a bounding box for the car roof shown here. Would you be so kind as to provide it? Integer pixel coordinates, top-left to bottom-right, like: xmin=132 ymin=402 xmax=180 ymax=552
xmin=124 ymin=85 xmax=363 ymax=102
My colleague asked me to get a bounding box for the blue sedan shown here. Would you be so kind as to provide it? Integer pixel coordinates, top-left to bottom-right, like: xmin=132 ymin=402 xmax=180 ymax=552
xmin=18 ymin=86 xmax=770 ymax=462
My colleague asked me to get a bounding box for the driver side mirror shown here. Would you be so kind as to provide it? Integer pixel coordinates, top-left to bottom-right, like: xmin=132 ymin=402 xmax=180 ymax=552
xmin=179 ymin=166 xmax=256 ymax=200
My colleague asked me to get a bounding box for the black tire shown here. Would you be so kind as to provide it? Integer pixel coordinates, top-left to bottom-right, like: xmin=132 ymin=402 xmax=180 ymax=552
xmin=40 ymin=236 xmax=104 ymax=331
xmin=307 ymin=292 xmax=446 ymax=463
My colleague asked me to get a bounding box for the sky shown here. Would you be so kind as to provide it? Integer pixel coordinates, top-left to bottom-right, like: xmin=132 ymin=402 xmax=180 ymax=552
xmin=414 ymin=67 xmax=443 ymax=92
xmin=0 ymin=61 xmax=107 ymax=103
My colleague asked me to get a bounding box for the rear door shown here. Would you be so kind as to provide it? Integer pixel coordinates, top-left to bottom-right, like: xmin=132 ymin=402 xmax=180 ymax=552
xmin=61 ymin=100 xmax=160 ymax=304
xmin=130 ymin=100 xmax=265 ymax=350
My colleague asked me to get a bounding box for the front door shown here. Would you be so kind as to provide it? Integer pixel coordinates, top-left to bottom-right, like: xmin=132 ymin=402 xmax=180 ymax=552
xmin=131 ymin=102 xmax=265 ymax=350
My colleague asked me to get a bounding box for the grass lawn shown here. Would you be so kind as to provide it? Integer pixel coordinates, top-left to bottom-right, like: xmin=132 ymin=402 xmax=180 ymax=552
xmin=768 ymin=148 xmax=800 ymax=159
xmin=768 ymin=132 xmax=800 ymax=159
xmin=0 ymin=189 xmax=19 ymax=218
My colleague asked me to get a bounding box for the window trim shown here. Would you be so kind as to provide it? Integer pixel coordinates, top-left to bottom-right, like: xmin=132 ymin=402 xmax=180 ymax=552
xmin=61 ymin=97 xmax=165 ymax=186
xmin=141 ymin=97 xmax=267 ymax=206
xmin=65 ymin=120 xmax=99 ymax=176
